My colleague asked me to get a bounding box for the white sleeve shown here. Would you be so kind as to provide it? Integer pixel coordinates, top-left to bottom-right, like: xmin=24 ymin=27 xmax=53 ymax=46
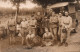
xmin=68 ymin=17 xmax=72 ymax=28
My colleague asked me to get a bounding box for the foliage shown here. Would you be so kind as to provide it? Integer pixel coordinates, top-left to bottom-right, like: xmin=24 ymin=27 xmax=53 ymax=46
xmin=33 ymin=0 xmax=75 ymax=8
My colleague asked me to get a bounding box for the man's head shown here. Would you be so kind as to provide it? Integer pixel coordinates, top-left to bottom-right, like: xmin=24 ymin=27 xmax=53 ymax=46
xmin=59 ymin=13 xmax=62 ymax=17
xmin=11 ymin=17 xmax=13 ymax=19
xmin=45 ymin=28 xmax=49 ymax=33
xmin=65 ymin=12 xmax=69 ymax=16
xmin=22 ymin=18 xmax=26 ymax=21
xmin=52 ymin=12 xmax=55 ymax=16
xmin=29 ymin=30 xmax=32 ymax=34
xmin=37 ymin=12 xmax=40 ymax=15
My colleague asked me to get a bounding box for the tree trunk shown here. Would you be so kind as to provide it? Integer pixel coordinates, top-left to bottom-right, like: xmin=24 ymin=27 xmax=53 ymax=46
xmin=16 ymin=3 xmax=20 ymax=23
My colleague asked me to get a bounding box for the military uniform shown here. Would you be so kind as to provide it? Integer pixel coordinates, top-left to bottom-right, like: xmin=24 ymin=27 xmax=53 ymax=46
xmin=60 ymin=16 xmax=72 ymax=45
xmin=58 ymin=16 xmax=63 ymax=41
xmin=36 ymin=15 xmax=43 ymax=37
xmin=26 ymin=33 xmax=42 ymax=48
xmin=26 ymin=33 xmax=35 ymax=46
xmin=49 ymin=16 xmax=58 ymax=41
xmin=0 ymin=24 xmax=5 ymax=40
xmin=8 ymin=18 xmax=16 ymax=44
xmin=42 ymin=17 xmax=49 ymax=29
xmin=29 ymin=18 xmax=37 ymax=35
xmin=43 ymin=32 xmax=54 ymax=46
xmin=20 ymin=20 xmax=29 ymax=45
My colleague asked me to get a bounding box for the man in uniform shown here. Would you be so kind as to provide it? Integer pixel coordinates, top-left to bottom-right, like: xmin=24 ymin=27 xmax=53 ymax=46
xmin=36 ymin=12 xmax=43 ymax=37
xmin=49 ymin=12 xmax=58 ymax=42
xmin=60 ymin=12 xmax=72 ymax=46
xmin=43 ymin=28 xmax=54 ymax=46
xmin=42 ymin=16 xmax=49 ymax=34
xmin=26 ymin=30 xmax=35 ymax=49
xmin=26 ymin=30 xmax=42 ymax=49
xmin=29 ymin=15 xmax=37 ymax=35
xmin=8 ymin=17 xmax=16 ymax=44
xmin=58 ymin=13 xmax=63 ymax=43
xmin=20 ymin=18 xmax=29 ymax=45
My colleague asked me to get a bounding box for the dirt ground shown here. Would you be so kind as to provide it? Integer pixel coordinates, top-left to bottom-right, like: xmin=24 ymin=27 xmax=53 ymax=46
xmin=1 ymin=26 xmax=80 ymax=52
xmin=0 ymin=15 xmax=80 ymax=52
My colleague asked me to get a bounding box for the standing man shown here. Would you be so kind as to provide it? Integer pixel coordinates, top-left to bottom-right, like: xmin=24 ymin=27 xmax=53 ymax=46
xmin=8 ymin=17 xmax=16 ymax=45
xmin=36 ymin=12 xmax=43 ymax=37
xmin=49 ymin=12 xmax=58 ymax=42
xmin=60 ymin=12 xmax=72 ymax=46
xmin=20 ymin=18 xmax=29 ymax=45
xmin=29 ymin=15 xmax=37 ymax=35
xmin=58 ymin=13 xmax=63 ymax=43
xmin=42 ymin=16 xmax=49 ymax=33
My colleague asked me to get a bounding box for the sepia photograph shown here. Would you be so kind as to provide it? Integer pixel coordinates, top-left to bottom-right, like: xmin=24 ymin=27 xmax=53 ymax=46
xmin=0 ymin=0 xmax=80 ymax=52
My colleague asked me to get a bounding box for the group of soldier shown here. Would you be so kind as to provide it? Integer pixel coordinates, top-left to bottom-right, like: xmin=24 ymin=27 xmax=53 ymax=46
xmin=7 ymin=10 xmax=72 ymax=48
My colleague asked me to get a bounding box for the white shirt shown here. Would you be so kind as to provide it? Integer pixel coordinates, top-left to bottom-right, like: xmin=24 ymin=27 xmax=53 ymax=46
xmin=16 ymin=24 xmax=21 ymax=30
xmin=21 ymin=21 xmax=28 ymax=28
xmin=26 ymin=34 xmax=35 ymax=39
xmin=61 ymin=16 xmax=72 ymax=28
xmin=8 ymin=19 xmax=15 ymax=26
xmin=43 ymin=32 xmax=54 ymax=39
xmin=29 ymin=19 xmax=37 ymax=26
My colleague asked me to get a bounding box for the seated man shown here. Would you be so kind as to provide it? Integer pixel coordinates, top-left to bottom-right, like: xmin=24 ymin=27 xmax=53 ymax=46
xmin=26 ymin=30 xmax=35 ymax=49
xmin=26 ymin=30 xmax=43 ymax=49
xmin=43 ymin=28 xmax=54 ymax=46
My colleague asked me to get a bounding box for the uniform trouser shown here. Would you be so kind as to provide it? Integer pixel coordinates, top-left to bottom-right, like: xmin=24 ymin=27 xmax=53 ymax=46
xmin=31 ymin=28 xmax=36 ymax=35
xmin=50 ymin=27 xmax=57 ymax=41
xmin=26 ymin=38 xmax=34 ymax=47
xmin=61 ymin=28 xmax=71 ymax=43
xmin=9 ymin=30 xmax=15 ymax=44
xmin=42 ymin=39 xmax=54 ymax=46
xmin=21 ymin=28 xmax=28 ymax=44
xmin=58 ymin=26 xmax=61 ymax=41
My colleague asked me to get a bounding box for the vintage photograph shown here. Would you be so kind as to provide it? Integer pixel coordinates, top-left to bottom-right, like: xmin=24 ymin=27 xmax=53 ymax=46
xmin=0 ymin=0 xmax=80 ymax=52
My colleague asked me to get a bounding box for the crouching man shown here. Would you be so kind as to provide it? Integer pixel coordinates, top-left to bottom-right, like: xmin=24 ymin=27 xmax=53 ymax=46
xmin=26 ymin=30 xmax=43 ymax=49
xmin=26 ymin=30 xmax=36 ymax=49
xmin=42 ymin=28 xmax=54 ymax=46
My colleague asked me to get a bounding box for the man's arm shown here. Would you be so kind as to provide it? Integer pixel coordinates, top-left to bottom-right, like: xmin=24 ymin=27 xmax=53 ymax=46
xmin=61 ymin=17 xmax=65 ymax=28
xmin=68 ymin=17 xmax=72 ymax=28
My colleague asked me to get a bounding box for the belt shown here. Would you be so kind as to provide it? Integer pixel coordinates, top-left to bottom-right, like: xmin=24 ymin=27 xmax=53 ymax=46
xmin=22 ymin=27 xmax=27 ymax=29
xmin=9 ymin=25 xmax=15 ymax=27
xmin=50 ymin=22 xmax=58 ymax=24
xmin=64 ymin=23 xmax=69 ymax=25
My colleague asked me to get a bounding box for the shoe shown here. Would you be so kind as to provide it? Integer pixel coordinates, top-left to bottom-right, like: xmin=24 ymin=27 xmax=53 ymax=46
xmin=65 ymin=43 xmax=68 ymax=47
xmin=58 ymin=43 xmax=63 ymax=46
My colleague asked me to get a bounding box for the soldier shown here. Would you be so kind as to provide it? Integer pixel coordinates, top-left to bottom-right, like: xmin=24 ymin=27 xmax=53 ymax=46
xmin=26 ymin=30 xmax=35 ymax=49
xmin=29 ymin=15 xmax=37 ymax=35
xmin=42 ymin=28 xmax=54 ymax=46
xmin=0 ymin=21 xmax=4 ymax=40
xmin=60 ymin=12 xmax=72 ymax=46
xmin=58 ymin=13 xmax=63 ymax=43
xmin=26 ymin=30 xmax=42 ymax=49
xmin=49 ymin=12 xmax=58 ymax=42
xmin=42 ymin=16 xmax=49 ymax=34
xmin=20 ymin=18 xmax=29 ymax=45
xmin=46 ymin=9 xmax=53 ymax=18
xmin=8 ymin=17 xmax=16 ymax=44
xmin=36 ymin=12 xmax=43 ymax=37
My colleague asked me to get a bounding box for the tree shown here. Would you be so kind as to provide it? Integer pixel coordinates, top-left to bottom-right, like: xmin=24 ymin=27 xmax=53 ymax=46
xmin=10 ymin=0 xmax=26 ymax=15
xmin=10 ymin=0 xmax=26 ymax=23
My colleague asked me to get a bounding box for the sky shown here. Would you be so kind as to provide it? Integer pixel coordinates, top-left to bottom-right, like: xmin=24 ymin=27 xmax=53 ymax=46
xmin=0 ymin=0 xmax=40 ymax=9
